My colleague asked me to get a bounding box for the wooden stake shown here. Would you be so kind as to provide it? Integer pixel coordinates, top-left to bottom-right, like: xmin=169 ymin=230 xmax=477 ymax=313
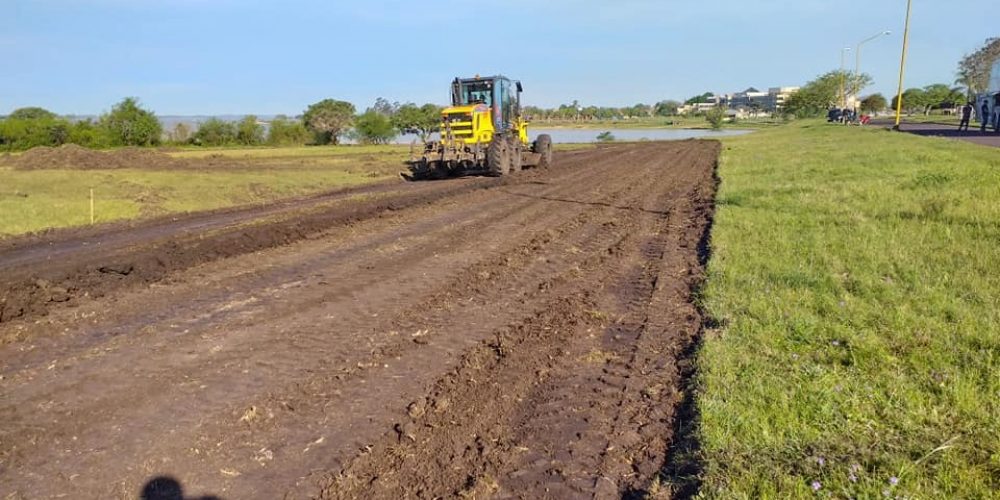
xmin=90 ymin=188 xmax=95 ymax=225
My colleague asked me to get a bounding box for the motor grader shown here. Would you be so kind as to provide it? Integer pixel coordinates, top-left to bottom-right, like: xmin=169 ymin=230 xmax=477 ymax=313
xmin=403 ymin=75 xmax=552 ymax=180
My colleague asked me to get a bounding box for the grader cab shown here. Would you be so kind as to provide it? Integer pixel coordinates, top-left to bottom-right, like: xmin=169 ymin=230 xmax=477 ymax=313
xmin=404 ymin=75 xmax=553 ymax=180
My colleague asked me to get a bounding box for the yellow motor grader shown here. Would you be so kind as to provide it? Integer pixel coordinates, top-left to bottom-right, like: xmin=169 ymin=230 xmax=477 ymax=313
xmin=404 ymin=75 xmax=552 ymax=180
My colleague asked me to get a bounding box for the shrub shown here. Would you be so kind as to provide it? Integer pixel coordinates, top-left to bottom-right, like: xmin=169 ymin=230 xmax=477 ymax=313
xmin=99 ymin=97 xmax=163 ymax=146
xmin=236 ymin=115 xmax=264 ymax=146
xmin=267 ymin=115 xmax=310 ymax=146
xmin=354 ymin=110 xmax=396 ymax=144
xmin=191 ymin=118 xmax=237 ymax=146
xmin=596 ymin=131 xmax=616 ymax=142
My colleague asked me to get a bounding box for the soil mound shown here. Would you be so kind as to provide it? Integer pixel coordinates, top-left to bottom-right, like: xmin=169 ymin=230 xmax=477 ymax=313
xmin=11 ymin=144 xmax=186 ymax=170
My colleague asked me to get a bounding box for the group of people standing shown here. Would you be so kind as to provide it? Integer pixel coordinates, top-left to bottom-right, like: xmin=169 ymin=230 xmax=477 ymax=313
xmin=958 ymin=96 xmax=1000 ymax=133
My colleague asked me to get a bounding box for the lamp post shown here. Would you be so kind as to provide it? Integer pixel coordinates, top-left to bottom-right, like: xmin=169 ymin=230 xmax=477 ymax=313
xmin=854 ymin=30 xmax=891 ymax=110
xmin=894 ymin=0 xmax=913 ymax=128
xmin=840 ymin=47 xmax=852 ymax=110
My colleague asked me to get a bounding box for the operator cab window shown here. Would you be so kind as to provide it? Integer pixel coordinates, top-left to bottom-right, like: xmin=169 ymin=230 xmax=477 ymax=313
xmin=462 ymin=82 xmax=493 ymax=107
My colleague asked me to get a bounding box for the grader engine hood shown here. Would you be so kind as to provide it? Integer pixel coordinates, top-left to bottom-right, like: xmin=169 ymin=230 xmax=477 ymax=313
xmin=441 ymin=104 xmax=492 ymax=145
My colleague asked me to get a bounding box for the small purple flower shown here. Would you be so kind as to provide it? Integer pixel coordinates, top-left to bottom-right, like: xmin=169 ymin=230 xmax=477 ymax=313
xmin=811 ymin=480 xmax=822 ymax=491
xmin=889 ymin=476 xmax=899 ymax=486
xmin=816 ymin=456 xmax=826 ymax=467
xmin=850 ymin=463 xmax=861 ymax=473
xmin=849 ymin=472 xmax=858 ymax=482
xmin=832 ymin=340 xmax=841 ymax=346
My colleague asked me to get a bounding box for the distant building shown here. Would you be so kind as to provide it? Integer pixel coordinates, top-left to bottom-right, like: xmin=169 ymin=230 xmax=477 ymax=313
xmin=677 ymin=86 xmax=800 ymax=115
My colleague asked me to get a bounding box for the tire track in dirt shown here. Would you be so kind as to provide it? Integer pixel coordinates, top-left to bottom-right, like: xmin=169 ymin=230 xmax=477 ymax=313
xmin=319 ymin=141 xmax=719 ymax=499
xmin=0 ymin=141 xmax=718 ymax=499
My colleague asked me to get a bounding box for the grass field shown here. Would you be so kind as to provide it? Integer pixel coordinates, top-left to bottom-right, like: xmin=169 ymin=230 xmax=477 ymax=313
xmin=0 ymin=143 xmax=594 ymax=237
xmin=693 ymin=121 xmax=1000 ymax=497
xmin=533 ymin=116 xmax=784 ymax=130
xmin=0 ymin=145 xmax=412 ymax=236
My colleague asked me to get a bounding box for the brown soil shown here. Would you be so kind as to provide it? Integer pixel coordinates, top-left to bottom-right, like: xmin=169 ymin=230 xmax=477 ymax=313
xmin=0 ymin=141 xmax=719 ymax=499
xmin=7 ymin=144 xmax=188 ymax=170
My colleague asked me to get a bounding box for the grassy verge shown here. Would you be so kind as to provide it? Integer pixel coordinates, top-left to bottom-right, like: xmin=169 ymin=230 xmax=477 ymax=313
xmin=695 ymin=121 xmax=999 ymax=497
xmin=533 ymin=116 xmax=784 ymax=130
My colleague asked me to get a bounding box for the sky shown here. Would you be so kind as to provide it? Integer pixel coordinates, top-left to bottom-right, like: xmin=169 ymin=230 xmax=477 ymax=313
xmin=1 ymin=0 xmax=995 ymax=116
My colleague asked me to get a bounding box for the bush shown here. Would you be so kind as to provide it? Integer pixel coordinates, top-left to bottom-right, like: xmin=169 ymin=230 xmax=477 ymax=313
xmin=236 ymin=115 xmax=264 ymax=146
xmin=267 ymin=115 xmax=311 ymax=146
xmin=68 ymin=119 xmax=110 ymax=148
xmin=0 ymin=113 xmax=74 ymax=151
xmin=99 ymin=97 xmax=163 ymax=146
xmin=705 ymin=107 xmax=727 ymax=130
xmin=596 ymin=131 xmax=616 ymax=142
xmin=354 ymin=110 xmax=396 ymax=144
xmin=191 ymin=118 xmax=237 ymax=146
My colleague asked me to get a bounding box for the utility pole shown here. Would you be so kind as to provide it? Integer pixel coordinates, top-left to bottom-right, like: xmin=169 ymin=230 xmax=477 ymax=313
xmin=894 ymin=0 xmax=913 ymax=128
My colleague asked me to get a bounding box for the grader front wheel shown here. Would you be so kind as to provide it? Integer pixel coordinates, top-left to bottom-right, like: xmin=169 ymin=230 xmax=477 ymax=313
xmin=487 ymin=137 xmax=511 ymax=176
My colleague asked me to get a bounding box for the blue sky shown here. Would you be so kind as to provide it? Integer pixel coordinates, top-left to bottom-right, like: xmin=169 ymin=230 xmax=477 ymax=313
xmin=1 ymin=0 xmax=994 ymax=115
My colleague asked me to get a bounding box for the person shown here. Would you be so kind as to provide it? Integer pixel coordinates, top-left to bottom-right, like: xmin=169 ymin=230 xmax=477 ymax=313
xmin=994 ymin=95 xmax=1000 ymax=133
xmin=983 ymin=100 xmax=991 ymax=133
xmin=959 ymin=101 xmax=973 ymax=132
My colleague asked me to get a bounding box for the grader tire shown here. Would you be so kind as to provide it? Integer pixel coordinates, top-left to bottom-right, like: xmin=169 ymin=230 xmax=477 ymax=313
xmin=487 ymin=137 xmax=510 ymax=176
xmin=534 ymin=134 xmax=553 ymax=168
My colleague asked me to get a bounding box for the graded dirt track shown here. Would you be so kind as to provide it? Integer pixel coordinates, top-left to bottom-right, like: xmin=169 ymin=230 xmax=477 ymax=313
xmin=0 ymin=140 xmax=719 ymax=499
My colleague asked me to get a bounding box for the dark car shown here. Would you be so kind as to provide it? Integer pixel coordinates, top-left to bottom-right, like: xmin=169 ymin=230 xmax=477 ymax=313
xmin=827 ymin=108 xmax=845 ymax=122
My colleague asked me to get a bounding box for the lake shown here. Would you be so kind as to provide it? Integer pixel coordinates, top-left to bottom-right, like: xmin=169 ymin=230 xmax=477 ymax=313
xmin=389 ymin=128 xmax=751 ymax=145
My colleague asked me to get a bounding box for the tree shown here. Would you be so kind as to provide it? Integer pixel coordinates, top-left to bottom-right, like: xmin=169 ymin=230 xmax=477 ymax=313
xmin=68 ymin=119 xmax=109 ymax=148
xmin=625 ymin=103 xmax=651 ymax=118
xmin=860 ymin=94 xmax=888 ymax=114
xmin=266 ymin=115 xmax=311 ymax=146
xmin=99 ymin=97 xmax=162 ymax=146
xmin=303 ymin=99 xmax=355 ymax=145
xmin=236 ymin=115 xmax=264 ymax=145
xmin=784 ymin=70 xmax=873 ymax=118
xmin=392 ymin=103 xmax=440 ymax=142
xmin=705 ymin=107 xmax=726 ymax=130
xmin=9 ymin=107 xmax=57 ymax=120
xmin=653 ymin=100 xmax=680 ymax=117
xmin=0 ymin=110 xmax=74 ymax=151
xmin=169 ymin=123 xmax=191 ymax=144
xmin=191 ymin=118 xmax=236 ymax=146
xmin=371 ymin=97 xmax=399 ymax=117
xmin=354 ymin=109 xmax=396 ymax=144
xmin=957 ymin=37 xmax=1000 ymax=95
xmin=685 ymin=92 xmax=715 ymax=105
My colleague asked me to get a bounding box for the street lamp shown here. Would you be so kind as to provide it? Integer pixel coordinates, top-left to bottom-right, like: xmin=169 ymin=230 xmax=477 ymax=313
xmin=840 ymin=47 xmax=852 ymax=109
xmin=854 ymin=30 xmax=891 ymax=110
xmin=894 ymin=0 xmax=913 ymax=128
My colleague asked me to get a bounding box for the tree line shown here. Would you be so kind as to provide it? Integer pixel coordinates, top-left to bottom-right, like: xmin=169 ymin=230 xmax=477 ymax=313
xmin=524 ymin=100 xmax=682 ymax=121
xmin=0 ymin=97 xmax=443 ymax=152
xmin=782 ymin=70 xmax=970 ymax=118
xmin=785 ymin=37 xmax=999 ymax=119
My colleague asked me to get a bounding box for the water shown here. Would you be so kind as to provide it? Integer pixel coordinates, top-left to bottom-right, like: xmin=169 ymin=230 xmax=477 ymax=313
xmin=390 ymin=127 xmax=751 ymax=145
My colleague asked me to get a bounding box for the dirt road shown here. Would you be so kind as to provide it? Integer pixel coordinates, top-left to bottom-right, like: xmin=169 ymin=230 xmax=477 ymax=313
xmin=0 ymin=141 xmax=719 ymax=499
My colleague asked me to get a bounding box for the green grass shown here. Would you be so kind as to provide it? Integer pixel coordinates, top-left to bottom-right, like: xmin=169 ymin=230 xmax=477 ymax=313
xmin=696 ymin=121 xmax=1000 ymax=498
xmin=0 ymin=146 xmax=409 ymax=237
xmin=533 ymin=116 xmax=783 ymax=130
xmin=0 ymin=142 xmax=595 ymax=237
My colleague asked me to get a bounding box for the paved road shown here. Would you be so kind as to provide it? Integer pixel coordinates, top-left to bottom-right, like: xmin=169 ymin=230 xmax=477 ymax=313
xmin=874 ymin=120 xmax=1000 ymax=148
